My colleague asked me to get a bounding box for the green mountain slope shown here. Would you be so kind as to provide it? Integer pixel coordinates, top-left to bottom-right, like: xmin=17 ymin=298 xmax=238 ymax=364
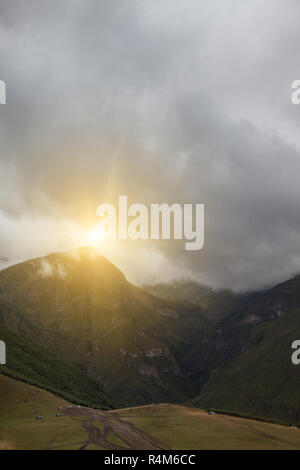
xmin=0 ymin=247 xmax=208 ymax=406
xmin=0 ymin=324 xmax=116 ymax=409
xmin=2 ymin=247 xmax=300 ymax=423
xmin=190 ymin=276 xmax=300 ymax=424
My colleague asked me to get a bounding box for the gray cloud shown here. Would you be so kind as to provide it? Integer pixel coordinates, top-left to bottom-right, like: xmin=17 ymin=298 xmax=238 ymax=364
xmin=1 ymin=0 xmax=300 ymax=290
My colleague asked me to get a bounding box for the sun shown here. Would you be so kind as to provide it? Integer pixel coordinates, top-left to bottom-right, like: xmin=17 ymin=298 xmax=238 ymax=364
xmin=86 ymin=225 xmax=107 ymax=246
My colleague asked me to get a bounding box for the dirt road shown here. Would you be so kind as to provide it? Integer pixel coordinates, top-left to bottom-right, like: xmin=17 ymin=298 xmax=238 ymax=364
xmin=47 ymin=407 xmax=167 ymax=450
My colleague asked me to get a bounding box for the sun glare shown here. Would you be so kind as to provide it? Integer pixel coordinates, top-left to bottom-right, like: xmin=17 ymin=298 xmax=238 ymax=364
xmin=86 ymin=225 xmax=107 ymax=246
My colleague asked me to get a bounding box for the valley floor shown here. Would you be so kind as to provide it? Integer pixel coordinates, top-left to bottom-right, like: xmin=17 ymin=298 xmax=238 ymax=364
xmin=1 ymin=374 xmax=300 ymax=450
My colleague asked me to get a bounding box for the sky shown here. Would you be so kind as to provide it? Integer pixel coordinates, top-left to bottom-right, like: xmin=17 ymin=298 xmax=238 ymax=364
xmin=0 ymin=0 xmax=300 ymax=291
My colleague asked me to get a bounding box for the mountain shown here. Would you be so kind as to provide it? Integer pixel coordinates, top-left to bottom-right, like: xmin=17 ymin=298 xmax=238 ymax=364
xmin=0 ymin=247 xmax=208 ymax=405
xmin=0 ymin=322 xmax=116 ymax=409
xmin=1 ymin=247 xmax=300 ymax=424
xmin=144 ymin=280 xmax=237 ymax=322
xmin=189 ymin=275 xmax=300 ymax=424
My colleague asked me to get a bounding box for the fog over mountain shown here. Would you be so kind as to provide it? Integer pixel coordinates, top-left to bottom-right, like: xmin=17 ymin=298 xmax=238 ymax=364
xmin=1 ymin=0 xmax=300 ymax=290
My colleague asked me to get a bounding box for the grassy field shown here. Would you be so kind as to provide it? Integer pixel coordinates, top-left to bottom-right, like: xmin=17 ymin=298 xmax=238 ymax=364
xmin=115 ymin=404 xmax=300 ymax=450
xmin=1 ymin=374 xmax=300 ymax=450
xmin=0 ymin=373 xmax=85 ymax=450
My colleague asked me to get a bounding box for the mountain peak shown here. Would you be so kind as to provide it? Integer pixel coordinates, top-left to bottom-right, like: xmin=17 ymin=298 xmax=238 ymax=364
xmin=66 ymin=246 xmax=102 ymax=260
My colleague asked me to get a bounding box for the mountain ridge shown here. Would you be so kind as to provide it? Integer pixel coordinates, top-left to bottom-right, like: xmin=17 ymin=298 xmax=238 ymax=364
xmin=0 ymin=247 xmax=208 ymax=405
xmin=1 ymin=248 xmax=300 ymax=423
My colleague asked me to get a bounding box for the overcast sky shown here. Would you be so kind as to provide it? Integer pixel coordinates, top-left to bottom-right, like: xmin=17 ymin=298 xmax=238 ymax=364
xmin=1 ymin=0 xmax=300 ymax=291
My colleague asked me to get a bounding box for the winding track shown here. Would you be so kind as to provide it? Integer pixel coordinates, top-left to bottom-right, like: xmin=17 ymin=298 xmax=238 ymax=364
xmin=47 ymin=407 xmax=167 ymax=450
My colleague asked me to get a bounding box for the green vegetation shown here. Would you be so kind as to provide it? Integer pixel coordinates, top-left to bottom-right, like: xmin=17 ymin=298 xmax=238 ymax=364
xmin=1 ymin=248 xmax=300 ymax=430
xmin=0 ymin=374 xmax=123 ymax=450
xmin=116 ymin=404 xmax=300 ymax=450
xmin=0 ymin=373 xmax=77 ymax=450
xmin=0 ymin=248 xmax=208 ymax=406
xmin=191 ymin=307 xmax=300 ymax=424
xmin=0 ymin=325 xmax=116 ymax=409
xmin=2 ymin=375 xmax=300 ymax=450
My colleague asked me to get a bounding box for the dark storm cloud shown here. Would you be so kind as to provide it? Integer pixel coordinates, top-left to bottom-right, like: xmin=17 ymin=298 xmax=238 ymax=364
xmin=1 ymin=0 xmax=300 ymax=290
